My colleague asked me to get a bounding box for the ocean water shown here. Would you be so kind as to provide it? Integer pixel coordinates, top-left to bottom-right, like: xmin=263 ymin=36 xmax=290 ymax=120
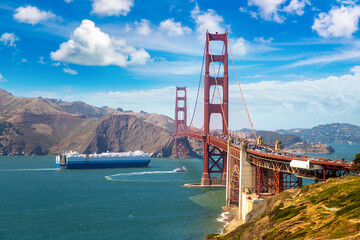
xmin=312 ymin=144 xmax=360 ymax=162
xmin=1 ymin=144 xmax=358 ymax=240
xmin=0 ymin=156 xmax=225 ymax=240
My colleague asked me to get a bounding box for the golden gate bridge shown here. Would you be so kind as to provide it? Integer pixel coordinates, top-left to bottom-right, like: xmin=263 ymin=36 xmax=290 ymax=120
xmin=172 ymin=31 xmax=353 ymax=219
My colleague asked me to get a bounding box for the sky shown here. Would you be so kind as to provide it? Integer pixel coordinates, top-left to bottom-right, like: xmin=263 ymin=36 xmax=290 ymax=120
xmin=0 ymin=0 xmax=360 ymax=130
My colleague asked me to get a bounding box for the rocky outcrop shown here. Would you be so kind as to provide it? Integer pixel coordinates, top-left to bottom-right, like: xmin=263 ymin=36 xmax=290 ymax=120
xmin=284 ymin=142 xmax=335 ymax=154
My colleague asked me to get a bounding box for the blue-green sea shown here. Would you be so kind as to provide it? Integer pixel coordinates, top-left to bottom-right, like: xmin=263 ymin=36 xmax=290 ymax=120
xmin=0 ymin=157 xmax=225 ymax=240
xmin=0 ymin=144 xmax=359 ymax=240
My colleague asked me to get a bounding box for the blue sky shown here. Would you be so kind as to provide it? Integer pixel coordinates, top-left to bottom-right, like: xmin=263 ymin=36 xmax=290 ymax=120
xmin=0 ymin=0 xmax=360 ymax=130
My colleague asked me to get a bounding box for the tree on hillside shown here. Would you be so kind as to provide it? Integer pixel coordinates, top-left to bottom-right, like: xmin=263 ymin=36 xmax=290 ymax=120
xmin=353 ymin=153 xmax=360 ymax=174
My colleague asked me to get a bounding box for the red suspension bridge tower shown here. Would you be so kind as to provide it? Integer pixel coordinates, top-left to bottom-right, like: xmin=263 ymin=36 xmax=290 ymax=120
xmin=174 ymin=86 xmax=187 ymax=158
xmin=201 ymin=31 xmax=229 ymax=186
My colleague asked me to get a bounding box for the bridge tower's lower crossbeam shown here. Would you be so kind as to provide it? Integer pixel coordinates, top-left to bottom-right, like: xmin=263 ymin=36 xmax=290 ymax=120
xmin=174 ymin=137 xmax=187 ymax=158
xmin=202 ymin=144 xmax=227 ymax=186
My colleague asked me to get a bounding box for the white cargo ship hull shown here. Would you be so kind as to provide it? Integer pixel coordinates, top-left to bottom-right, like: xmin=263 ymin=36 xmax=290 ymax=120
xmin=56 ymin=151 xmax=151 ymax=169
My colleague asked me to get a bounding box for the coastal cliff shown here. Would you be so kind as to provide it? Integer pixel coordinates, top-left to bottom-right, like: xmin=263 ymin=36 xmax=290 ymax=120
xmin=206 ymin=176 xmax=360 ymax=240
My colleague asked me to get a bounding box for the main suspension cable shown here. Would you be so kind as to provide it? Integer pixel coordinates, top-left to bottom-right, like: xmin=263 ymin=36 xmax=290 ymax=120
xmin=189 ymin=43 xmax=206 ymax=129
xmin=227 ymin=35 xmax=257 ymax=140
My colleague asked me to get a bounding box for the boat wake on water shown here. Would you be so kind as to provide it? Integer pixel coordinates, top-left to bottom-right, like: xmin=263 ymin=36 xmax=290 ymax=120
xmin=105 ymin=170 xmax=176 ymax=182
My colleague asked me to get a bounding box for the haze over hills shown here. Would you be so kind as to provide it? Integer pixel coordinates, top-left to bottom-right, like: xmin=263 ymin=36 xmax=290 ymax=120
xmin=0 ymin=88 xmax=358 ymax=156
xmin=278 ymin=123 xmax=360 ymax=144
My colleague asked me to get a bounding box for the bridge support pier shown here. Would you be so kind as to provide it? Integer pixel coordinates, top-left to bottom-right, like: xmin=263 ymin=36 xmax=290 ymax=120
xmin=201 ymin=141 xmax=227 ymax=185
xmin=236 ymin=141 xmax=256 ymax=220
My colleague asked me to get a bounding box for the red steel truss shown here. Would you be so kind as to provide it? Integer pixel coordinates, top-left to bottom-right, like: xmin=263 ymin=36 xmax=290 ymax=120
xmin=174 ymin=87 xmax=187 ymax=158
xmin=202 ymin=31 xmax=229 ymax=185
xmin=256 ymin=167 xmax=303 ymax=195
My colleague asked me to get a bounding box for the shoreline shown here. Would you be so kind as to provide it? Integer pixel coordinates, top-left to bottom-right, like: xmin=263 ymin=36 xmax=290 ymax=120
xmin=216 ymin=206 xmax=243 ymax=235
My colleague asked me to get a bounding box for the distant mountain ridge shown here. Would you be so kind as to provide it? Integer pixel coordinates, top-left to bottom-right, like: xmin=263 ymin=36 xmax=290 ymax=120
xmin=254 ymin=130 xmax=302 ymax=147
xmin=0 ymin=89 xmax=178 ymax=156
xmin=278 ymin=123 xmax=360 ymax=144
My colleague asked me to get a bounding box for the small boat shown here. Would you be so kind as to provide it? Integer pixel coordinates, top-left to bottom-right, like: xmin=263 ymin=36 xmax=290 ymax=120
xmin=173 ymin=166 xmax=187 ymax=172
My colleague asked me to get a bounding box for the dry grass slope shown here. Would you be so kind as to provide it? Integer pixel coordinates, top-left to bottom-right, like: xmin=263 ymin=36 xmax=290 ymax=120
xmin=206 ymin=176 xmax=360 ymax=240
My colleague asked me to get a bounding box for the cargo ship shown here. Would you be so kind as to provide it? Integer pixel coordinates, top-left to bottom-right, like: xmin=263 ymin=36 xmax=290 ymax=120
xmin=56 ymin=150 xmax=151 ymax=169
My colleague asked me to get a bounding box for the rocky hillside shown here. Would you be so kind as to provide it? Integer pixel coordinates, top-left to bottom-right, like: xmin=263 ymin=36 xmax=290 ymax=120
xmin=206 ymin=176 xmax=360 ymax=240
xmin=278 ymin=123 xmax=360 ymax=144
xmin=49 ymin=98 xmax=175 ymax=132
xmin=254 ymin=130 xmax=302 ymax=147
xmin=284 ymin=142 xmax=335 ymax=154
xmin=50 ymin=114 xmax=174 ymax=157
xmin=0 ymin=89 xmax=180 ymax=156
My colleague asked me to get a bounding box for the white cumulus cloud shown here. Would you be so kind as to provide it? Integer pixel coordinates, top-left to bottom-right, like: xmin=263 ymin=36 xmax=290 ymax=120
xmin=136 ymin=19 xmax=151 ymax=36
xmin=233 ymin=68 xmax=360 ymax=129
xmin=0 ymin=33 xmax=20 ymax=47
xmin=247 ymin=0 xmax=310 ymax=23
xmin=231 ymin=38 xmax=247 ymax=56
xmin=312 ymin=4 xmax=360 ymax=38
xmin=248 ymin=0 xmax=286 ymax=22
xmin=159 ymin=18 xmax=191 ymax=36
xmin=13 ymin=6 xmax=56 ymax=25
xmin=63 ymin=68 xmax=78 ymax=75
xmin=283 ymin=0 xmax=310 ymax=15
xmin=191 ymin=4 xmax=227 ymax=37
xmin=65 ymin=0 xmax=74 ymax=3
xmin=50 ymin=19 xmax=150 ymax=67
xmin=91 ymin=0 xmax=134 ymax=16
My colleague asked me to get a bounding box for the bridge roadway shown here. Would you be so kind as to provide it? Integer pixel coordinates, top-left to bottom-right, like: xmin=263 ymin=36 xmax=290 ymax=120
xmin=178 ymin=131 xmax=352 ymax=179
